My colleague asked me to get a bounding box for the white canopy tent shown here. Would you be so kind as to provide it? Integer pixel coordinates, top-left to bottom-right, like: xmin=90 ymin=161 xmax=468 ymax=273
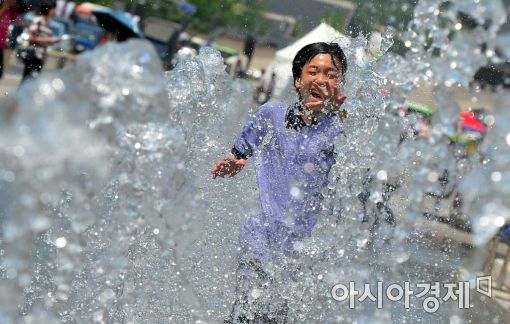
xmin=266 ymin=23 xmax=350 ymax=100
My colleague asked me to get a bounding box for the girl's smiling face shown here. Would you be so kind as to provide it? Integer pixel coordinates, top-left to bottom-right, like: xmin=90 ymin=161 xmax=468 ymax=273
xmin=294 ymin=53 xmax=343 ymax=113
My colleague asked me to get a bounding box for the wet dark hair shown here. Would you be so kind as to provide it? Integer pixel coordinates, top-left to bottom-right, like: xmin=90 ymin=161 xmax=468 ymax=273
xmin=292 ymin=42 xmax=347 ymax=85
xmin=40 ymin=1 xmax=56 ymax=16
xmin=15 ymin=1 xmax=33 ymax=15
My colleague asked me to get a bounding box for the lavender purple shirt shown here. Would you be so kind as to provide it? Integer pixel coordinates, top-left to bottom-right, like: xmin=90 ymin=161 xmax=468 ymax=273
xmin=233 ymin=101 xmax=343 ymax=261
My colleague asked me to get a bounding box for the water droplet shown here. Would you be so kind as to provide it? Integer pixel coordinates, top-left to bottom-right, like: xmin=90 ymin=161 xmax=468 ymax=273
xmin=55 ymin=237 xmax=67 ymax=248
xmin=377 ymin=170 xmax=387 ymax=181
xmin=479 ymin=217 xmax=490 ymax=227
xmin=494 ymin=216 xmax=505 ymax=227
xmin=250 ymin=288 xmax=263 ymax=300
xmin=3 ymin=171 xmax=15 ymax=182
xmin=491 ymin=172 xmax=502 ymax=182
xmin=484 ymin=115 xmax=495 ymax=126
xmin=427 ymin=171 xmax=439 ymax=183
xmin=13 ymin=146 xmax=25 ymax=157
xmin=93 ymin=310 xmax=104 ymax=322
xmin=304 ymin=162 xmax=315 ymax=173
xmin=290 ymin=186 xmax=302 ymax=199
xmin=39 ymin=83 xmax=52 ymax=96
xmin=52 ymin=78 xmax=65 ymax=91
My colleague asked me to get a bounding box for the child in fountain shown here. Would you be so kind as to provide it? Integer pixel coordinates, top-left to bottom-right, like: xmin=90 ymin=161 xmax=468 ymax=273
xmin=212 ymin=42 xmax=347 ymax=322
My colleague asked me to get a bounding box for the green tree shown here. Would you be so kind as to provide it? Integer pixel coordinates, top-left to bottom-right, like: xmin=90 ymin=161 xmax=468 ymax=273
xmin=348 ymin=0 xmax=417 ymax=55
xmin=184 ymin=0 xmax=266 ymax=33
xmin=77 ymin=0 xmax=266 ymax=34
xmin=350 ymin=0 xmax=417 ymax=35
xmin=319 ymin=10 xmax=348 ymax=33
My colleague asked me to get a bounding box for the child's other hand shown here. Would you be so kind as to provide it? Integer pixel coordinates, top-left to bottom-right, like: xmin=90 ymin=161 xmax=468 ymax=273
xmin=211 ymin=156 xmax=246 ymax=178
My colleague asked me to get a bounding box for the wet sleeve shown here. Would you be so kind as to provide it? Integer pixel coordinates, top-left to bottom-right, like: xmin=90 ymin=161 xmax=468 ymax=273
xmin=231 ymin=106 xmax=271 ymax=159
xmin=29 ymin=20 xmax=39 ymax=33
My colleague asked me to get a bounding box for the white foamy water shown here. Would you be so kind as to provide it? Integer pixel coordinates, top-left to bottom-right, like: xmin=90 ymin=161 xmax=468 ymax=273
xmin=1 ymin=0 xmax=510 ymax=322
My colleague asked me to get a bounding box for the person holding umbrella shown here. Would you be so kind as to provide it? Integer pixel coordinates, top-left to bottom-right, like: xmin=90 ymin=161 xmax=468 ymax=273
xmin=91 ymin=7 xmax=143 ymax=42
xmin=21 ymin=1 xmax=61 ymax=82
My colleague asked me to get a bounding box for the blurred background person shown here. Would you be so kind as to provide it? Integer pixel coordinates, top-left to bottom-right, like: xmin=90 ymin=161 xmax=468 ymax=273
xmin=264 ymin=72 xmax=277 ymax=103
xmin=253 ymin=68 xmax=265 ymax=101
xmin=0 ymin=0 xmax=27 ymax=80
xmin=243 ymin=33 xmax=256 ymax=73
xmin=8 ymin=0 xmax=31 ymax=51
xmin=21 ymin=1 xmax=60 ymax=82
xmin=55 ymin=0 xmax=75 ymax=21
xmin=164 ymin=20 xmax=188 ymax=70
xmin=253 ymin=70 xmax=277 ymax=104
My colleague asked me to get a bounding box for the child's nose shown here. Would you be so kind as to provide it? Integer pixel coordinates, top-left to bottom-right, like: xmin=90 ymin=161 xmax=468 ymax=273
xmin=314 ymin=73 xmax=327 ymax=85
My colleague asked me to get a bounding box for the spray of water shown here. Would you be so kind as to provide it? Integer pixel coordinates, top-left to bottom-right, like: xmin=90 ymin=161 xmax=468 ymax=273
xmin=1 ymin=0 xmax=510 ymax=322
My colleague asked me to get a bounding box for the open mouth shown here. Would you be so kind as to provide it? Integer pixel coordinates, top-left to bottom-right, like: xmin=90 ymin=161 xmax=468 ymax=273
xmin=310 ymin=89 xmax=322 ymax=100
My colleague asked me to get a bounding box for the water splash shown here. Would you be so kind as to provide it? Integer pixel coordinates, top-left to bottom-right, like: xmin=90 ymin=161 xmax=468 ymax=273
xmin=1 ymin=0 xmax=510 ymax=322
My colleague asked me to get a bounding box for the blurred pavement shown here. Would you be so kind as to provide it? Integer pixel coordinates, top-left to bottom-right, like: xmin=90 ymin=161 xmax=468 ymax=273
xmin=0 ymin=51 xmax=66 ymax=106
xmin=0 ymin=56 xmax=23 ymax=100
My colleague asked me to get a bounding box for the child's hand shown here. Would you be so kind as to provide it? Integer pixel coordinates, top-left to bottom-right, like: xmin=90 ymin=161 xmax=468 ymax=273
xmin=211 ymin=156 xmax=246 ymax=178
xmin=305 ymin=82 xmax=346 ymax=113
xmin=315 ymin=82 xmax=347 ymax=113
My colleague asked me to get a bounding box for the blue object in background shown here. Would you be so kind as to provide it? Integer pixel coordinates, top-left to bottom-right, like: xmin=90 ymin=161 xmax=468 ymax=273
xmin=91 ymin=7 xmax=144 ymax=41
xmin=177 ymin=2 xmax=197 ymax=14
xmin=73 ymin=21 xmax=105 ymax=52
xmin=500 ymin=224 xmax=510 ymax=240
xmin=9 ymin=24 xmax=23 ymax=49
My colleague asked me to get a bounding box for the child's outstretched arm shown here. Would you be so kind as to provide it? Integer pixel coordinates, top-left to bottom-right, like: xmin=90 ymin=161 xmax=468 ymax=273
xmin=211 ymin=156 xmax=246 ymax=178
xmin=211 ymin=104 xmax=271 ymax=179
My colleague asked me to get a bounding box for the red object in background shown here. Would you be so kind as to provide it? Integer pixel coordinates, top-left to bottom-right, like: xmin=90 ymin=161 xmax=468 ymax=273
xmin=459 ymin=111 xmax=487 ymax=132
xmin=99 ymin=37 xmax=108 ymax=43
xmin=75 ymin=4 xmax=93 ymax=15
xmin=380 ymin=89 xmax=390 ymax=97
xmin=76 ymin=2 xmax=107 ymax=15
